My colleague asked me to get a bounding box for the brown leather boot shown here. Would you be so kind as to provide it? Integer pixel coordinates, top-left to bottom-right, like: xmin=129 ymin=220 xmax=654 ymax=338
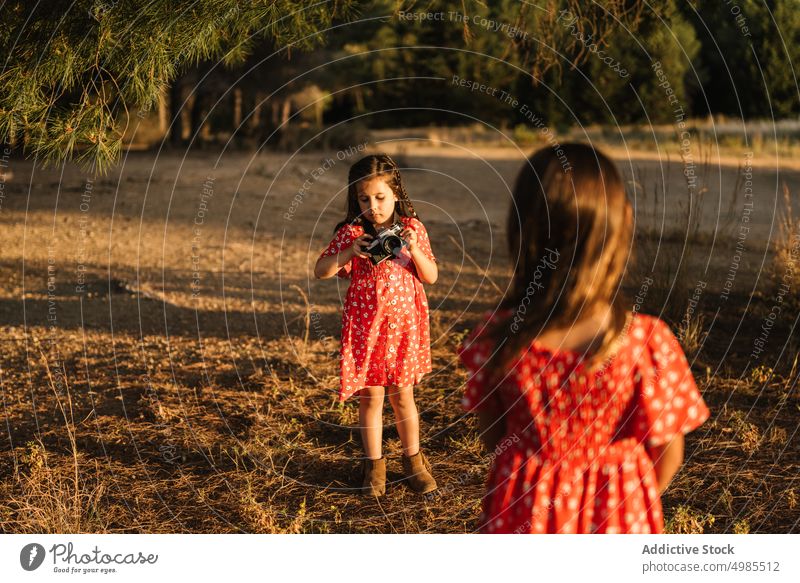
xmin=401 ymin=450 xmax=437 ymax=494
xmin=360 ymin=457 xmax=386 ymax=497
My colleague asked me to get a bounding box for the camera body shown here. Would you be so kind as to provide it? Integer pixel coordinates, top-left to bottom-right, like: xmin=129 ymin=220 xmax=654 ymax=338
xmin=363 ymin=221 xmax=408 ymax=266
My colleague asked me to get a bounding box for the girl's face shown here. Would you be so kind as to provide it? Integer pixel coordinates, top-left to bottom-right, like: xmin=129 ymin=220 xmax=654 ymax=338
xmin=356 ymin=177 xmax=397 ymax=227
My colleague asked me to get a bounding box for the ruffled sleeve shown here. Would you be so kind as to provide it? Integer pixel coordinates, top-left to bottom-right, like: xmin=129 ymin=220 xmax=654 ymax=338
xmin=319 ymin=224 xmax=355 ymax=279
xmin=406 ymin=217 xmax=437 ymax=263
xmin=632 ymin=316 xmax=710 ymax=447
xmin=457 ymin=313 xmax=501 ymax=414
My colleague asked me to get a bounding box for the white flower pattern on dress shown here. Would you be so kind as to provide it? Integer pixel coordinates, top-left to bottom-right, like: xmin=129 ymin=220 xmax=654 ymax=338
xmin=319 ymin=217 xmax=436 ymax=401
xmin=458 ymin=312 xmax=710 ymax=534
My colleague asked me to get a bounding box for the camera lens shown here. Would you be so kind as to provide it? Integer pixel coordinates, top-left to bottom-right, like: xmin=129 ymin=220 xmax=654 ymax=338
xmin=383 ymin=235 xmax=402 ymax=256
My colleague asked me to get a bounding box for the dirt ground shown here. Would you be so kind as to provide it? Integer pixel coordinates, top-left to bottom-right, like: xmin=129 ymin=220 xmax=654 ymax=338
xmin=0 ymin=142 xmax=798 ymax=533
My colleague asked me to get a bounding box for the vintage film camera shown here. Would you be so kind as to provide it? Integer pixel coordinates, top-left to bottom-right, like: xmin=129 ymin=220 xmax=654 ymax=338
xmin=362 ymin=221 xmax=408 ymax=266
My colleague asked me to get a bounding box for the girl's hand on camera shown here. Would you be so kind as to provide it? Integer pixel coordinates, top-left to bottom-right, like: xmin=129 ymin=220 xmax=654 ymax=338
xmin=401 ymin=228 xmax=418 ymax=252
xmin=350 ymin=234 xmax=373 ymax=259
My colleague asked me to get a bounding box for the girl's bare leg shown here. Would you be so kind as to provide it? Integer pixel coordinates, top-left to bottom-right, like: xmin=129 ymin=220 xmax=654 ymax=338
xmin=358 ymin=386 xmax=385 ymax=459
xmin=387 ymin=384 xmax=420 ymax=457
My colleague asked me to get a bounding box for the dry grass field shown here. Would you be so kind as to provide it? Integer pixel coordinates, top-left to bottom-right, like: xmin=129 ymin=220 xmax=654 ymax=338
xmin=0 ymin=139 xmax=798 ymax=533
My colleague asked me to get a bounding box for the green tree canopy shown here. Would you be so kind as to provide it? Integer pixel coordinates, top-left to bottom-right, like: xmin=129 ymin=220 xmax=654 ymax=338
xmin=0 ymin=0 xmax=355 ymax=173
xmin=0 ymin=0 xmax=648 ymax=172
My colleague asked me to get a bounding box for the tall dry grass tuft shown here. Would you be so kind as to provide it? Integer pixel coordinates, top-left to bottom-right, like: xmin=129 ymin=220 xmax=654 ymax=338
xmin=665 ymin=505 xmax=716 ymax=534
xmin=0 ymin=354 xmax=110 ymax=533
xmin=728 ymin=410 xmax=762 ymax=454
xmin=1 ymin=441 xmax=110 ymax=533
xmin=771 ymin=183 xmax=800 ymax=304
xmin=677 ymin=310 xmax=707 ymax=358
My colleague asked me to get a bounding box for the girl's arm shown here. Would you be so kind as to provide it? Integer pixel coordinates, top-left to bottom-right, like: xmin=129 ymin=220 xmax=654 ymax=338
xmin=314 ymin=233 xmax=372 ymax=279
xmin=402 ymin=227 xmax=438 ymax=284
xmin=314 ymin=246 xmax=354 ymax=279
xmin=649 ymin=434 xmax=685 ymax=495
xmin=477 ymin=409 xmax=506 ymax=453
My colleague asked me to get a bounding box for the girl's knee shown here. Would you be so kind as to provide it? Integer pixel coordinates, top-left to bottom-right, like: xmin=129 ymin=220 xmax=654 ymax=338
xmin=387 ymin=385 xmax=414 ymax=408
xmin=359 ymin=385 xmax=385 ymax=405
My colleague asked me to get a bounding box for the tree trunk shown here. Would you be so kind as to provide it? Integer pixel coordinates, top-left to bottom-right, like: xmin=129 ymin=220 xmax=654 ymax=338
xmin=248 ymin=91 xmax=263 ymax=137
xmin=188 ymin=92 xmax=202 ymax=142
xmin=280 ymin=98 xmax=291 ymax=127
xmin=271 ymin=99 xmax=281 ymax=126
xmin=233 ymin=87 xmax=243 ymax=129
xmin=191 ymin=88 xmax=212 ymax=143
xmin=354 ymin=87 xmax=365 ymax=113
xmin=279 ymin=98 xmax=292 ymax=149
xmin=314 ymin=100 xmax=323 ymax=127
xmin=200 ymin=115 xmax=212 ymax=142
xmin=158 ymin=85 xmax=169 ymax=136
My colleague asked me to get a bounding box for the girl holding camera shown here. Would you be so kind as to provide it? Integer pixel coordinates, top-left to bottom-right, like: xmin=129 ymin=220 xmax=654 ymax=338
xmin=459 ymin=143 xmax=709 ymax=533
xmin=314 ymin=154 xmax=438 ymax=497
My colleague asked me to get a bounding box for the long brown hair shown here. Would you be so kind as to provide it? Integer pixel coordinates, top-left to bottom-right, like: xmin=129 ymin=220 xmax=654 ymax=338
xmin=335 ymin=154 xmax=419 ymax=232
xmin=486 ymin=143 xmax=633 ymax=377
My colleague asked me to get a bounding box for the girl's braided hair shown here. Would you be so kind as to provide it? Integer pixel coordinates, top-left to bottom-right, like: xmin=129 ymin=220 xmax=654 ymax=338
xmin=335 ymin=154 xmax=419 ymax=232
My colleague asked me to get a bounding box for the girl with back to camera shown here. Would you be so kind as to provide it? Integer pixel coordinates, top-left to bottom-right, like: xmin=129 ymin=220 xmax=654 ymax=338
xmin=314 ymin=154 xmax=438 ymax=497
xmin=458 ymin=143 xmax=710 ymax=533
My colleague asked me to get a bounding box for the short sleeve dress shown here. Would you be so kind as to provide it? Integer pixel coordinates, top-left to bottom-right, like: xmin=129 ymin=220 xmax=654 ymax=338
xmin=458 ymin=311 xmax=710 ymax=534
xmin=319 ymin=216 xmax=436 ymax=401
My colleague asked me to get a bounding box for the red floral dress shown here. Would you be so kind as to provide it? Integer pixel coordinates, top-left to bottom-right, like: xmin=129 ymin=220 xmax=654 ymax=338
xmin=458 ymin=311 xmax=710 ymax=534
xmin=319 ymin=216 xmax=436 ymax=401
